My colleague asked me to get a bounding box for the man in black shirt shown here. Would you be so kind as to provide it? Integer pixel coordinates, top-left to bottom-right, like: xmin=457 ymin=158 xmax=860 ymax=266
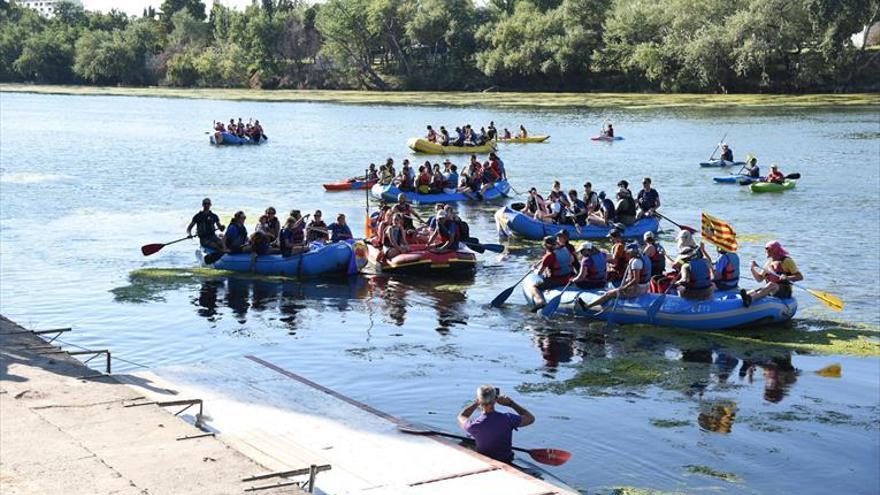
xmin=187 ymin=198 xmax=225 ymax=251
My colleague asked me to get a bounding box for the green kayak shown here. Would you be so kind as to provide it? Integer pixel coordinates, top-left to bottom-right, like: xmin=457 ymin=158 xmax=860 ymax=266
xmin=750 ymin=180 xmax=797 ymax=193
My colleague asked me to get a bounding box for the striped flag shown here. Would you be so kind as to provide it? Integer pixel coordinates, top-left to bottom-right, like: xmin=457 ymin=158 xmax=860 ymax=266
xmin=701 ymin=212 xmax=737 ymax=252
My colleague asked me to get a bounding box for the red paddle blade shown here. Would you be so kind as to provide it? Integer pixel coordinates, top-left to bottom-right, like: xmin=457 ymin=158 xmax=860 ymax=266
xmin=528 ymin=448 xmax=571 ymax=466
xmin=141 ymin=243 xmax=164 ymax=256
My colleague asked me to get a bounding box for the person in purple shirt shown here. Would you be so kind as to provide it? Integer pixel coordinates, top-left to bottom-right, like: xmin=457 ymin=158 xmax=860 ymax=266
xmin=457 ymin=384 xmax=535 ymax=462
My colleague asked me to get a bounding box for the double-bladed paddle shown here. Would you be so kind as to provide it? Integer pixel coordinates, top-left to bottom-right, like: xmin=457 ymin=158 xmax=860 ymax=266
xmin=397 ymin=423 xmax=571 ymax=466
xmin=141 ymin=235 xmax=193 ymax=256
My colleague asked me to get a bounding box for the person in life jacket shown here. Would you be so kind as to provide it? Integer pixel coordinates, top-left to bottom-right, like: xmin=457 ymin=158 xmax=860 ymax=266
xmin=525 ymin=187 xmax=548 ymax=219
xmin=582 ymin=243 xmax=648 ymax=311
xmin=582 ymin=182 xmax=600 ymax=214
xmin=488 ymin=152 xmax=506 ymax=179
xmin=740 ymin=240 xmax=802 ymax=307
xmin=571 ymin=242 xmax=607 ymax=289
xmin=765 ymin=164 xmax=785 ymax=184
xmin=713 ymin=246 xmax=740 ymax=291
xmin=614 ymin=188 xmax=637 ymax=226
xmin=383 ymin=213 xmax=409 ymax=260
xmin=675 ymin=246 xmax=714 ymax=301
xmin=439 ymin=126 xmax=451 ymax=146
xmin=487 ymin=121 xmax=497 ymax=140
xmin=426 ymin=210 xmax=458 ymax=252
xmin=279 ymin=213 xmax=308 ymax=257
xmin=744 ymin=155 xmax=761 ymax=178
xmin=392 ymin=193 xmax=423 ymax=230
xmin=606 ymin=228 xmax=627 ymax=285
xmin=642 ymin=231 xmax=666 ymax=277
xmin=567 ymin=189 xmax=588 ymax=226
xmin=223 ymin=211 xmax=250 ymax=254
xmin=426 ymin=125 xmax=438 ymax=143
xmin=528 ymin=236 xmax=575 ymax=310
xmin=720 ymin=144 xmax=734 ymax=163
xmin=604 ymin=123 xmax=614 ymax=138
xmin=555 ymin=231 xmax=578 ymax=272
xmin=306 ymin=210 xmax=329 ymax=243
xmin=187 ymin=197 xmax=225 ymax=252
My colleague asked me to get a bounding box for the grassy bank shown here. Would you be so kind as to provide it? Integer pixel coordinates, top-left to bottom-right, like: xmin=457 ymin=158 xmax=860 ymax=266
xmin=2 ymin=84 xmax=879 ymax=109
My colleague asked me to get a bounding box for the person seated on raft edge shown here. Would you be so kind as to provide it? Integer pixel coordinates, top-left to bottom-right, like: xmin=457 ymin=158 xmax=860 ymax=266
xmin=642 ymin=231 xmax=666 ymax=278
xmin=571 ymin=242 xmax=608 ymax=289
xmin=542 ymin=191 xmax=566 ymax=224
xmin=306 ymin=210 xmax=329 ymax=243
xmin=426 ymin=125 xmax=438 ymax=143
xmin=720 ymin=143 xmax=734 ymax=163
xmin=516 ymin=125 xmax=528 ymax=139
xmin=605 ymin=228 xmax=626 ymax=286
xmin=223 ymin=211 xmax=251 ymax=254
xmin=479 ymin=160 xmax=501 ymax=195
xmin=713 ymin=245 xmax=740 ymax=291
xmin=261 ymin=207 xmax=281 ymax=246
xmin=372 ymin=205 xmax=393 ymax=248
xmin=382 ymin=213 xmax=409 ymax=261
xmin=548 ymin=181 xmax=570 ymax=209
xmin=251 ymin=216 xmax=275 ymax=256
xmin=744 ymin=155 xmax=760 ymax=178
xmin=525 ymin=187 xmax=548 ymax=219
xmin=280 ymin=212 xmax=309 ymax=257
xmin=447 ymin=204 xmax=470 ymax=241
xmin=426 ymin=210 xmax=458 ymax=253
xmin=604 ymin=123 xmax=614 ymax=138
xmin=502 ymin=127 xmax=512 ymax=139
xmin=582 ymin=182 xmax=600 ymax=214
xmin=555 ymin=231 xmax=578 ymax=271
xmin=581 ymin=242 xmax=650 ymax=311
xmin=443 ymin=162 xmax=459 ymax=194
xmin=439 ymin=126 xmax=451 ymax=146
xmin=430 ymin=167 xmax=445 ymax=193
xmin=392 ymin=193 xmax=424 ymax=231
xmin=588 ymin=191 xmax=616 ymax=226
xmin=528 ymin=235 xmax=575 ymax=311
xmin=675 ymin=246 xmax=715 ymax=301
xmin=615 ymin=181 xmax=637 ymax=226
xmin=636 ymin=177 xmax=660 ymax=220
xmin=396 ymin=162 xmax=414 ymax=192
xmin=327 ymin=213 xmax=353 ymax=243
xmin=187 ymin=197 xmax=226 ymax=252
xmin=365 ymin=163 xmax=379 ymax=182
xmin=416 ymin=163 xmax=432 ymax=194
xmin=427 ymin=203 xmax=445 ymax=230
xmin=740 ymin=240 xmax=802 ymax=307
xmin=453 ymin=126 xmax=465 ymax=146
xmin=457 ymin=384 xmax=535 ymax=464
xmin=765 ymin=164 xmax=785 ymax=184
xmin=488 ymin=152 xmax=506 ymax=180
xmin=487 ymin=121 xmax=497 ymax=140
xmin=567 ymin=189 xmax=588 ymax=226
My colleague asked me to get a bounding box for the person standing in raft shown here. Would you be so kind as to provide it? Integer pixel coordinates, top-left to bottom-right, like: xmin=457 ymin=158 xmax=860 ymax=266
xmin=457 ymin=385 xmax=535 ymax=463
xmin=187 ymin=198 xmax=225 ymax=252
xmin=740 ymin=241 xmax=802 ymax=306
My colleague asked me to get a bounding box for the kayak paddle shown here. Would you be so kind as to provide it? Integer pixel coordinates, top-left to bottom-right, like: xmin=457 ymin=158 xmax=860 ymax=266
xmin=397 ymin=423 xmax=571 ymax=466
xmin=141 ymin=235 xmax=193 ymax=256
xmin=785 ymin=172 xmax=801 ymax=180
xmin=708 ymin=131 xmax=729 ymax=161
xmin=654 ymin=213 xmax=697 ymax=233
xmin=491 ymin=265 xmax=537 ymax=308
xmin=540 ymin=279 xmax=573 ymax=318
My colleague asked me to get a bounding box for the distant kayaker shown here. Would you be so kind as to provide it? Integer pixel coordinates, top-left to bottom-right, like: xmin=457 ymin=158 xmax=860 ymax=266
xmin=582 ymin=242 xmax=649 ymax=310
xmin=604 ymin=123 xmax=614 ymax=138
xmin=675 ymin=246 xmax=714 ymax=300
xmin=223 ymin=211 xmax=250 ymax=254
xmin=528 ymin=235 xmax=575 ymax=309
xmin=740 ymin=241 xmax=802 ymax=307
xmin=744 ymin=156 xmax=760 ymax=178
xmin=306 ymin=210 xmax=329 ymax=243
xmin=766 ymin=164 xmax=785 ymax=184
xmin=426 ymin=125 xmax=438 ymax=143
xmin=327 ymin=214 xmax=352 ymax=243
xmin=517 ymin=125 xmax=528 ymax=139
xmin=187 ymin=198 xmax=225 ymax=252
xmin=571 ymin=242 xmax=608 ymax=289
xmin=720 ymin=144 xmax=733 ymax=162
xmin=457 ymin=385 xmax=535 ymax=463
xmin=636 ymin=177 xmax=661 ymax=220
xmin=713 ymin=246 xmax=740 ymax=291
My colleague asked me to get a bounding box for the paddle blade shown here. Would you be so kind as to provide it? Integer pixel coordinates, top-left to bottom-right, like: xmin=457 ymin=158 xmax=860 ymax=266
xmin=806 ymin=288 xmax=844 ymax=311
xmin=786 ymin=173 xmax=801 ymax=180
xmin=539 ymin=294 xmax=563 ymax=318
xmin=141 ymin=243 xmax=164 ymax=256
xmin=491 ymin=286 xmax=517 ymax=308
xmin=479 ymin=243 xmax=505 ymax=254
xmin=464 ymin=241 xmax=485 ymax=254
xmin=815 ymin=363 xmax=841 ymax=378
xmin=203 ymin=251 xmax=224 ymax=265
xmin=527 ymin=448 xmax=571 ymax=466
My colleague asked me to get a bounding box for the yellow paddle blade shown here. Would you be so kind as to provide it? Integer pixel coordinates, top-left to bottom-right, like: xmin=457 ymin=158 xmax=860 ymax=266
xmin=805 ymin=288 xmax=844 ymax=311
xmin=815 ymin=364 xmax=842 ymax=378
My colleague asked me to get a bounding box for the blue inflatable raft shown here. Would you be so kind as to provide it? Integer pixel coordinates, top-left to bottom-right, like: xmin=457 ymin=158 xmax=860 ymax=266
xmin=371 ymin=180 xmax=511 ymax=204
xmin=210 ymin=132 xmax=268 ymax=146
xmin=495 ymin=206 xmax=659 ymax=240
xmin=205 ymin=241 xmax=367 ymax=277
xmin=522 ymin=275 xmax=797 ymax=330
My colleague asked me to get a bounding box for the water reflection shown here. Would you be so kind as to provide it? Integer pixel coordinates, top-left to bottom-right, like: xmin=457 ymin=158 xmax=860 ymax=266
xmin=365 ymin=275 xmax=475 ymax=333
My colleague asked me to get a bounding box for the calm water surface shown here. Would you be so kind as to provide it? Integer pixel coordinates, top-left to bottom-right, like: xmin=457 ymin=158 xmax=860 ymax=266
xmin=1 ymin=92 xmax=879 ymax=494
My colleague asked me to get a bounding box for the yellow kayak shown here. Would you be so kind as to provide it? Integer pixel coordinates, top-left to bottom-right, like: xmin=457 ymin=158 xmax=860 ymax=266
xmin=495 ymin=135 xmax=550 ymax=144
xmin=407 ymin=137 xmax=497 ymax=154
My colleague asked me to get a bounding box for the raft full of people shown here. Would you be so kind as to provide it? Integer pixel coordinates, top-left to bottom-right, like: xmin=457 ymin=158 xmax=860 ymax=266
xmin=410 ymin=122 xmax=547 ymax=153
xmin=371 ymin=155 xmax=510 ymax=204
xmin=210 ymin=118 xmax=268 ymax=146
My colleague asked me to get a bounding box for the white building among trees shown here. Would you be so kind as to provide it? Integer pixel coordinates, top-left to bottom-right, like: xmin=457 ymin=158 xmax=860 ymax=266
xmin=14 ymin=0 xmax=83 ymax=17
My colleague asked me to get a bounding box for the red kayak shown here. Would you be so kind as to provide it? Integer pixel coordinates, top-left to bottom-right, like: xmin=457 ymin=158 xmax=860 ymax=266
xmin=323 ymin=178 xmax=377 ymax=191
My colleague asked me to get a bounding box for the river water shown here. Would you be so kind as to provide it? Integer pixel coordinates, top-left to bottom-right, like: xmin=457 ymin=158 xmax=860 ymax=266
xmin=1 ymin=92 xmax=878 ymax=494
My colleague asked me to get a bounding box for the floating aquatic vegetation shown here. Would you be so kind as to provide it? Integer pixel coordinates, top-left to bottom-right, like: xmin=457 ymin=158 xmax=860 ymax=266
xmin=683 ymin=464 xmax=740 ymax=482
xmin=604 ymin=487 xmax=686 ymax=495
xmin=697 ymin=400 xmax=737 ymax=433
xmin=649 ymin=418 xmax=691 ymax=428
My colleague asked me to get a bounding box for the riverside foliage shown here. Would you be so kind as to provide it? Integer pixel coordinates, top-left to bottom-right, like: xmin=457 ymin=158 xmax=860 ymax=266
xmin=1 ymin=0 xmax=877 ymax=92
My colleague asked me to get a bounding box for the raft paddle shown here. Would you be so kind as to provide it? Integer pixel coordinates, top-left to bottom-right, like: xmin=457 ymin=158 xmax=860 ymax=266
xmin=491 ymin=264 xmax=537 ymax=308
xmin=794 ymin=285 xmax=843 ymax=311
xmin=141 ymin=235 xmax=193 ymax=256
xmin=464 ymin=238 xmax=505 ymax=254
xmin=654 ymin=213 xmax=697 ymax=234
xmin=540 ymin=280 xmax=574 ymax=318
xmin=397 ymin=423 xmax=571 ymax=466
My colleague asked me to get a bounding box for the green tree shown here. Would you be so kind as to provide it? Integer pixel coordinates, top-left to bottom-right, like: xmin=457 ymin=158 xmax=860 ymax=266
xmin=0 ymin=5 xmax=46 ymax=80
xmin=159 ymin=0 xmax=206 ymax=32
xmin=73 ymin=18 xmax=160 ymax=84
xmin=14 ymin=28 xmax=75 ymax=83
xmin=316 ymin=0 xmax=387 ymax=88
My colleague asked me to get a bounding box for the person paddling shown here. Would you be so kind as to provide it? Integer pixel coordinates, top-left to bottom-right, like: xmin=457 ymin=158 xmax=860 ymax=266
xmin=765 ymin=164 xmax=785 ymax=184
xmin=636 ymin=177 xmax=660 ymax=220
xmin=570 ymin=242 xmax=607 ymax=289
xmin=740 ymin=241 xmax=802 ymax=306
xmin=527 ymin=236 xmax=574 ymax=310
xmin=516 ymin=125 xmax=528 ymax=139
xmin=187 ymin=198 xmax=225 ymax=252
xmin=744 ymin=156 xmax=761 ymax=178
xmin=582 ymin=243 xmax=648 ymax=310
xmin=457 ymin=385 xmax=535 ymax=463
xmin=604 ymin=123 xmax=614 ymax=138
xmin=720 ymin=144 xmax=734 ymax=163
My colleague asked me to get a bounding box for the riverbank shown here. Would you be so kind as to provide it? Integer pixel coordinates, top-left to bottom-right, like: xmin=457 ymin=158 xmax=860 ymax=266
xmin=0 ymin=316 xmax=298 ymax=495
xmin=2 ymin=84 xmax=879 ymax=109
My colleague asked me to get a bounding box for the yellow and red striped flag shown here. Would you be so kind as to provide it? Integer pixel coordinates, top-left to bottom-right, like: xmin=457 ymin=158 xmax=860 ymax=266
xmin=701 ymin=212 xmax=737 ymax=252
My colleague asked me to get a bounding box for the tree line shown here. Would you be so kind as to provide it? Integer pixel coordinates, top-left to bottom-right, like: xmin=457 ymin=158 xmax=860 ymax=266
xmin=1 ymin=0 xmax=878 ymax=92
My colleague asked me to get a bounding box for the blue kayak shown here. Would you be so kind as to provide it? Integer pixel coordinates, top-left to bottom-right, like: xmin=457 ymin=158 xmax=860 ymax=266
xmin=205 ymin=241 xmax=367 ymax=277
xmin=700 ymin=160 xmax=746 ymax=168
xmin=713 ymin=175 xmax=765 ymax=185
xmin=371 ymin=180 xmax=511 ymax=204
xmin=209 ymin=132 xmax=268 ymax=145
xmin=495 ymin=206 xmax=659 ymax=240
xmin=522 ymin=275 xmax=797 ymax=330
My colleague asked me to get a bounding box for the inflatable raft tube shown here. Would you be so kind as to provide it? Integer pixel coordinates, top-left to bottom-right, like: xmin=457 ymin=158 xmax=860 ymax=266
xmin=495 ymin=206 xmax=659 ymax=241
xmin=496 ymin=135 xmax=550 ymax=144
xmin=407 ymin=138 xmax=497 ymax=154
xmin=371 ymin=180 xmax=511 ymax=204
xmin=205 ymin=241 xmax=366 ymax=277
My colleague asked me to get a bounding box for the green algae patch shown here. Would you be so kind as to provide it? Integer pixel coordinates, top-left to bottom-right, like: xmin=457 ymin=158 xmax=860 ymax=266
xmin=683 ymin=465 xmax=740 ymax=482
xmin=4 ymin=84 xmax=878 ymax=109
xmin=606 ymin=488 xmax=686 ymax=495
xmin=650 ymin=418 xmax=691 ymax=428
xmin=110 ymin=267 xmax=297 ymax=303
